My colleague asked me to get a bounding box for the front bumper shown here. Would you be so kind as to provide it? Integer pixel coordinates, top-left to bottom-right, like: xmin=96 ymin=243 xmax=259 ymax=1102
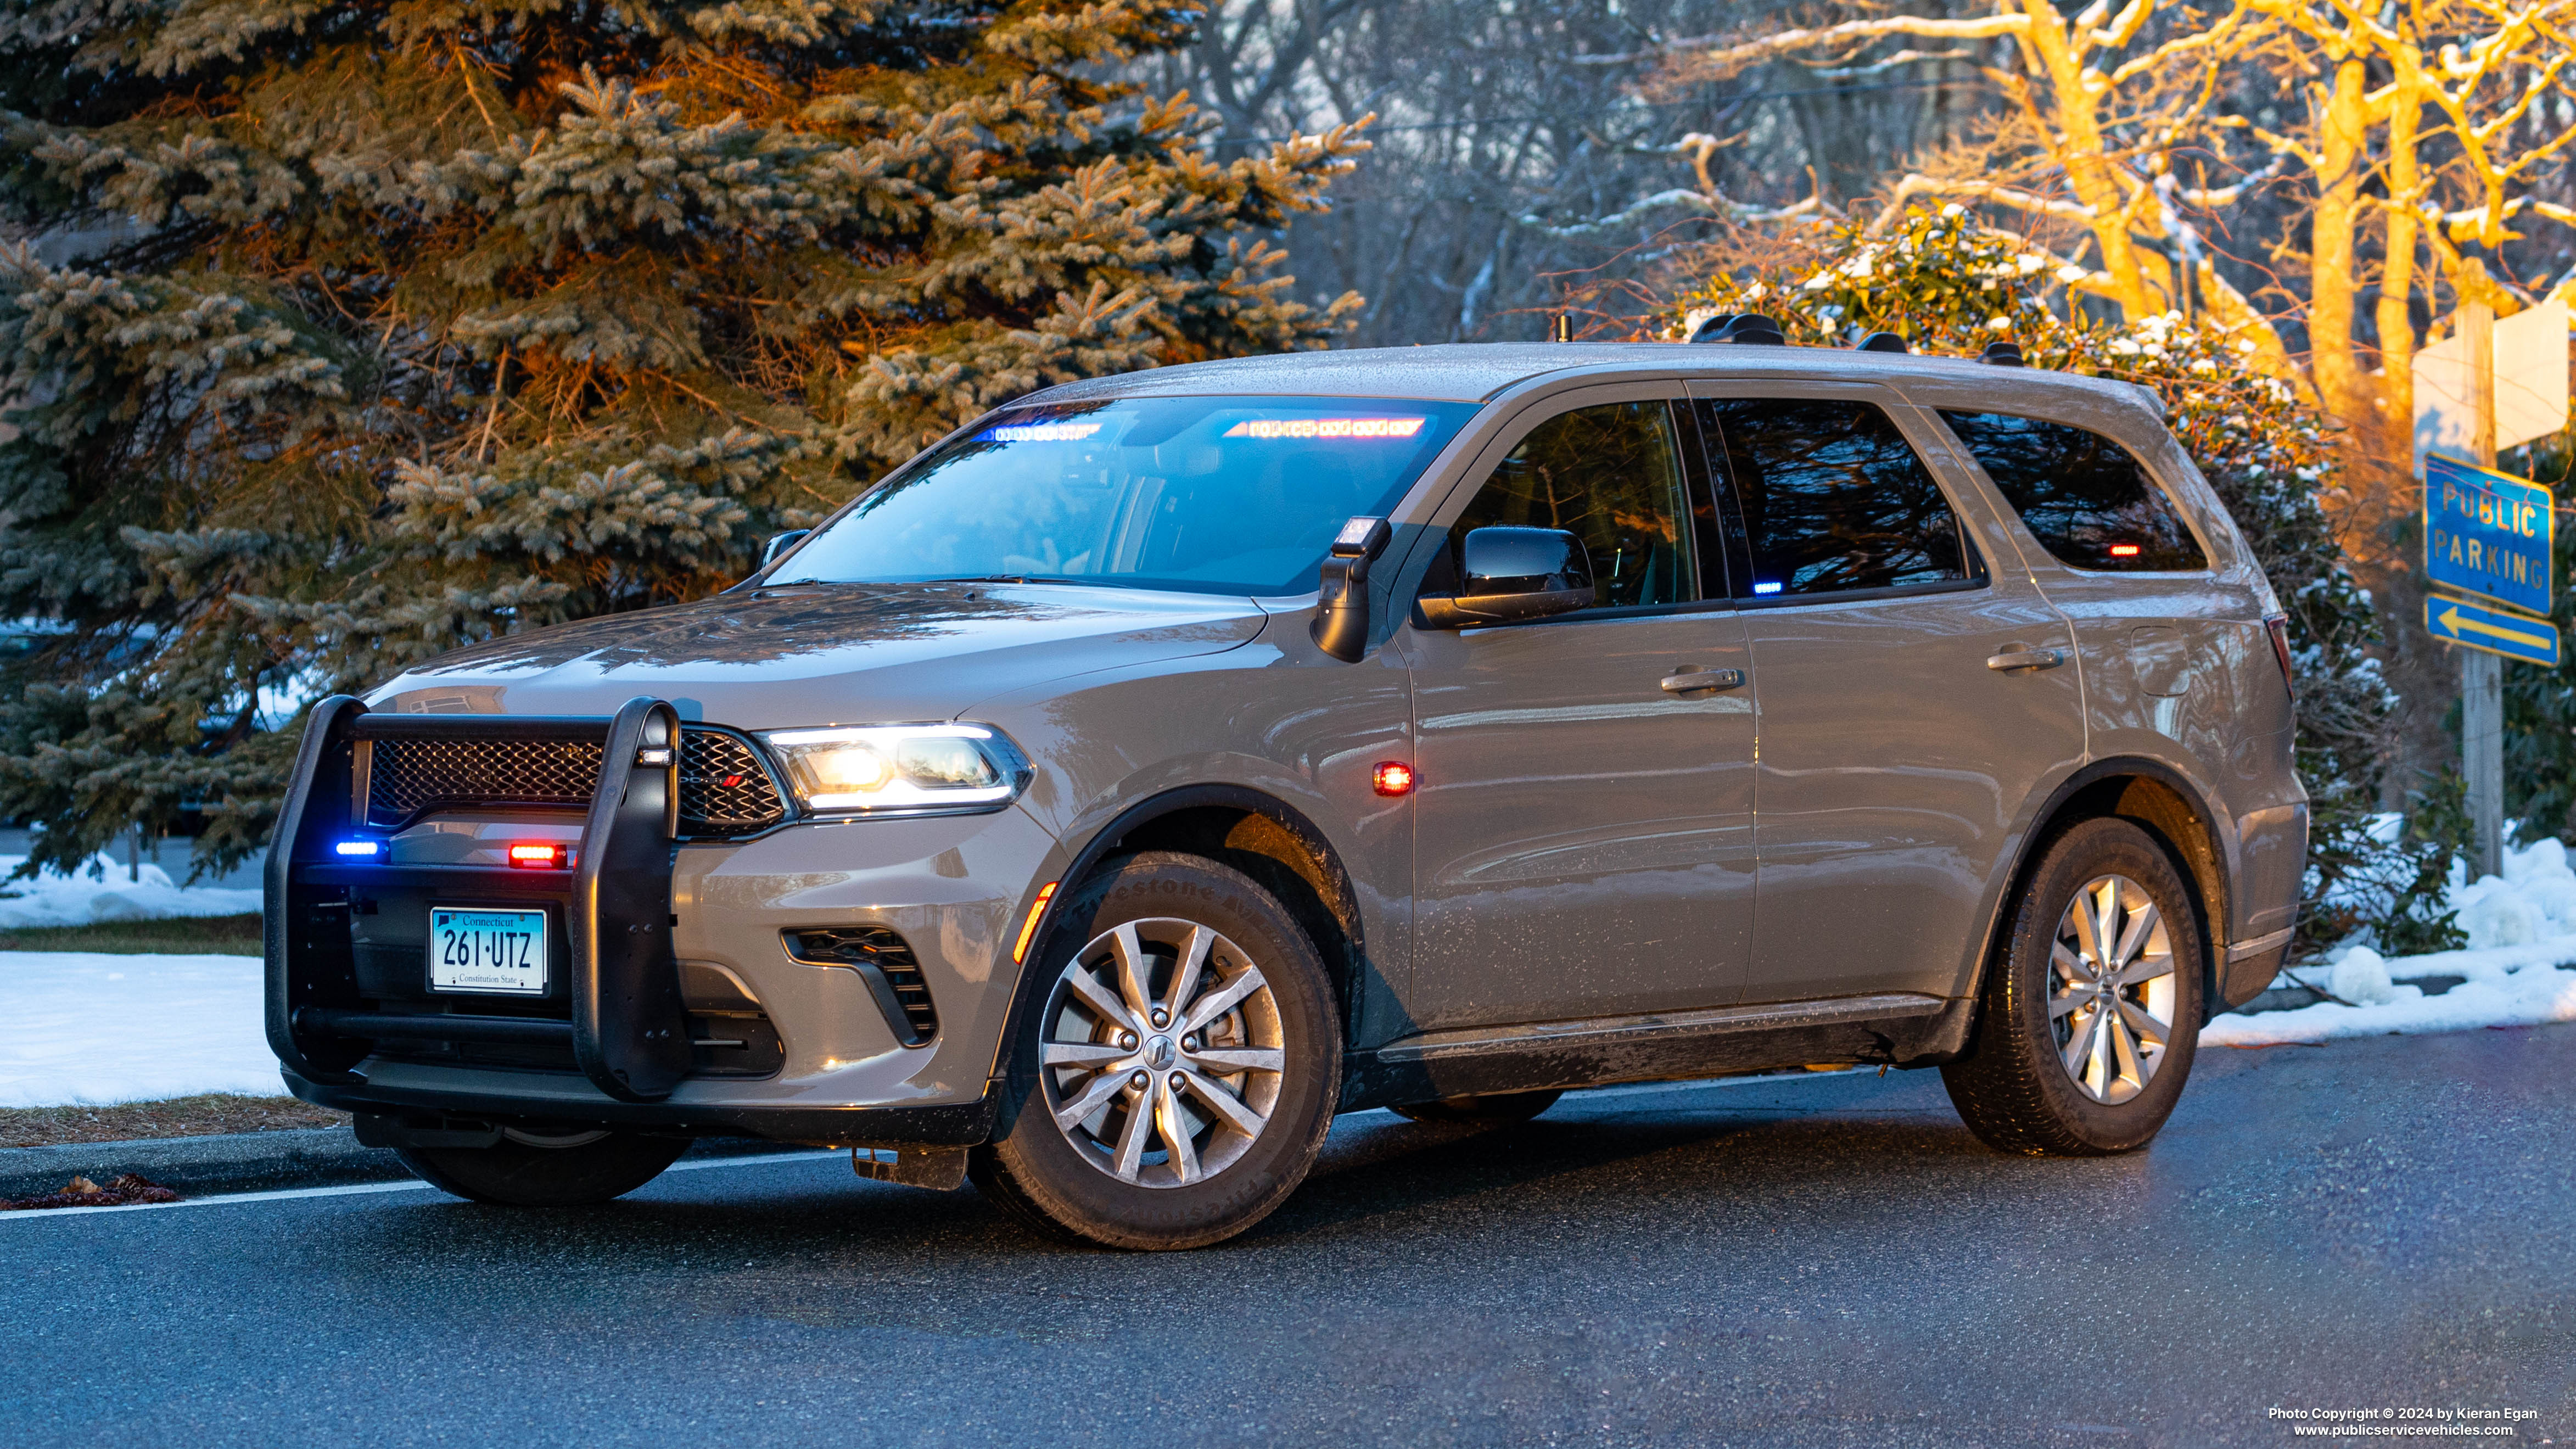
xmin=283 ymin=1064 xmax=1000 ymax=1145
xmin=268 ymin=696 xmax=1062 ymax=1145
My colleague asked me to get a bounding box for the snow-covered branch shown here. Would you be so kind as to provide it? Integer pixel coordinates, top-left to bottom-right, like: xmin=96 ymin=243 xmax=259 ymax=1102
xmin=1569 ymin=13 xmax=2027 ymax=70
xmin=1866 ymin=174 xmax=2096 ymax=233
xmin=1517 ymin=188 xmax=1824 ymax=237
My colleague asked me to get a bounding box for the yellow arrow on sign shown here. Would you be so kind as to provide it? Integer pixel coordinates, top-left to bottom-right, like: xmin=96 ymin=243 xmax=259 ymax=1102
xmin=2439 ymin=603 xmax=2553 ymax=650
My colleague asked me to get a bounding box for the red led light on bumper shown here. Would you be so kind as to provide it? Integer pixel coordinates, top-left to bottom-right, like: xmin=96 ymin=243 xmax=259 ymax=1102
xmin=507 ymin=842 xmax=569 ymax=869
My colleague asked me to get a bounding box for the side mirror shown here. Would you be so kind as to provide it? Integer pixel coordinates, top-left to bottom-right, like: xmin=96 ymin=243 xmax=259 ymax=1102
xmin=760 ymin=529 xmax=811 ymax=568
xmin=1418 ymin=527 xmax=1595 ymax=629
xmin=1311 ymin=516 xmax=1393 ymax=663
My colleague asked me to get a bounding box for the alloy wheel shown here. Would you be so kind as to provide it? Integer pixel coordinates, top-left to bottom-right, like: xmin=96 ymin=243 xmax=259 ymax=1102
xmin=2048 ymin=873 xmax=2177 ymax=1105
xmin=1040 ymin=917 xmax=1285 ymax=1188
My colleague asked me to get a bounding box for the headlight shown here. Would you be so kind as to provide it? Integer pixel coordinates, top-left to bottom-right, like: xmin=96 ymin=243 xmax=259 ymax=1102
xmin=758 ymin=723 xmax=1029 ymax=816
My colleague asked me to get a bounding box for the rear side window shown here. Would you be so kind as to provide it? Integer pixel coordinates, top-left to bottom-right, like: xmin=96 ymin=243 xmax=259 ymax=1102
xmin=1696 ymin=399 xmax=1981 ymax=598
xmin=1445 ymin=400 xmax=1699 ymax=611
xmin=1939 ymin=411 xmax=2207 ymax=572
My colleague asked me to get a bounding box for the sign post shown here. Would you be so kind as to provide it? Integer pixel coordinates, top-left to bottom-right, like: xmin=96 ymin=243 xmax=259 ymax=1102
xmin=2419 ymin=259 xmax=2566 ymax=881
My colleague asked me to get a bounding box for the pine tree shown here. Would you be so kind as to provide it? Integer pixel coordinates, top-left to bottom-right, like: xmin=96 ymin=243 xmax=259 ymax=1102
xmin=0 ymin=0 xmax=1365 ymax=875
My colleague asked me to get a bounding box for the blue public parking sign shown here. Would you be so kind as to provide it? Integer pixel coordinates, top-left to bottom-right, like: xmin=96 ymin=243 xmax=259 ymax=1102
xmin=2427 ymin=593 xmax=2561 ymax=665
xmin=2425 ymin=451 xmax=2554 ymax=617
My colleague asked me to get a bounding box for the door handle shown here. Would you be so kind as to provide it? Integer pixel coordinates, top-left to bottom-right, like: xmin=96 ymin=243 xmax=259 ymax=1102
xmin=1986 ymin=647 xmax=2066 ymax=673
xmin=1661 ymin=668 xmax=1746 ymax=693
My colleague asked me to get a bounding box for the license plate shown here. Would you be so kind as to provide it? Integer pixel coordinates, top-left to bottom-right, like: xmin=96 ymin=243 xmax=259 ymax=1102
xmin=428 ymin=908 xmax=549 ymax=996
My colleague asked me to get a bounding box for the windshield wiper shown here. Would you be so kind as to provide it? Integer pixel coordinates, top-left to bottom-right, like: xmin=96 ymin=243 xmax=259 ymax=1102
xmin=917 ymin=574 xmax=1106 ymax=587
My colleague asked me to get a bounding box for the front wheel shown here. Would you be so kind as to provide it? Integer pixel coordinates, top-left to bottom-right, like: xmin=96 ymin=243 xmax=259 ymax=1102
xmin=1941 ymin=816 xmax=2205 ymax=1156
xmin=396 ymin=1128 xmax=687 ymax=1206
xmin=970 ymin=852 xmax=1342 ymax=1250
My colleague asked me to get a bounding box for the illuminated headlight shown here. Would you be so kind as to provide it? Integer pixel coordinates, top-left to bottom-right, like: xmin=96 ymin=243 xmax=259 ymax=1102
xmin=758 ymin=723 xmax=1029 ymax=816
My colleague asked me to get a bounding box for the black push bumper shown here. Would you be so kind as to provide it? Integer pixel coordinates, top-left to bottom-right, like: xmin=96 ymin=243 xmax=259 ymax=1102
xmin=270 ymin=695 xmax=701 ymax=1104
xmin=267 ymin=693 xmax=999 ymax=1146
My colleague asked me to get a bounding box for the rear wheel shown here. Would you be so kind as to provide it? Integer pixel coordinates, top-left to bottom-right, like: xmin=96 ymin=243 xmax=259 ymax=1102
xmin=395 ymin=1127 xmax=687 ymax=1206
xmin=971 ymin=852 xmax=1341 ymax=1250
xmin=1389 ymin=1089 xmax=1561 ymax=1125
xmin=1941 ymin=816 xmax=2204 ymax=1156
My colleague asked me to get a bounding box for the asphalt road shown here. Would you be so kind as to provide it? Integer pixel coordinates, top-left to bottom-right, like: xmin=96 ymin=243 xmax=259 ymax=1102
xmin=4 ymin=1025 xmax=2571 ymax=1449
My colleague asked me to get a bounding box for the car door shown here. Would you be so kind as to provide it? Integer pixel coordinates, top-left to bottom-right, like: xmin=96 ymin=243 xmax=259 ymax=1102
xmin=1688 ymin=383 xmax=2087 ymax=1004
xmin=1398 ymin=385 xmax=1755 ymax=1032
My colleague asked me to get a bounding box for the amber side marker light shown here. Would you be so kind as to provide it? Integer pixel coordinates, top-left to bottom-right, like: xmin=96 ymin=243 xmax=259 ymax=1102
xmin=1373 ymin=762 xmax=1417 ymax=797
xmin=507 ymin=842 xmax=569 ymax=870
xmin=1013 ymin=881 xmax=1060 ymax=964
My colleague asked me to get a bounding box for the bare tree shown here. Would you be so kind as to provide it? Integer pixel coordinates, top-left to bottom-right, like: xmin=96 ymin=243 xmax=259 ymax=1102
xmin=1140 ymin=1 xmax=2001 ymax=345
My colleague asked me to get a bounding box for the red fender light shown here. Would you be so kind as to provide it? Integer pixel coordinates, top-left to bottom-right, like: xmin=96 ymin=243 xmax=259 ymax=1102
xmin=1372 ymin=762 xmax=1417 ymax=797
xmin=2264 ymin=614 xmax=2296 ymax=703
xmin=507 ymin=842 xmax=569 ymax=870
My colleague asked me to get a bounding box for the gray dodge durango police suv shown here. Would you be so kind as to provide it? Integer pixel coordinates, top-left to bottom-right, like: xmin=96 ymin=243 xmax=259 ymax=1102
xmin=267 ymin=338 xmax=2306 ymax=1249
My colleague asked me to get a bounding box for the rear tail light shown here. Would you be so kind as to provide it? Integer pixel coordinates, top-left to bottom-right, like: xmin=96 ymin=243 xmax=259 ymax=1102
xmin=2264 ymin=614 xmax=2296 ymax=702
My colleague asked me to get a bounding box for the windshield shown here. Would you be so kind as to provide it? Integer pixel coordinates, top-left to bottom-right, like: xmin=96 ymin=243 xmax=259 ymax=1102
xmin=772 ymin=395 xmax=1482 ymax=595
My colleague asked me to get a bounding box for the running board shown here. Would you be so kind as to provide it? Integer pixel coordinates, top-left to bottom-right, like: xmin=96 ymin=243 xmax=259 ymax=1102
xmin=1342 ymin=993 xmax=1971 ymax=1111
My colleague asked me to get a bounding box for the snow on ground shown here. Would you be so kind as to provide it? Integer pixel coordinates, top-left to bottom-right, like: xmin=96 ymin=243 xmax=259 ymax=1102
xmin=2205 ymin=834 xmax=2576 ymax=1047
xmin=0 ymin=852 xmax=261 ymax=929
xmin=8 ymin=837 xmax=2576 ymax=1105
xmin=0 ymin=950 xmax=275 ymax=1107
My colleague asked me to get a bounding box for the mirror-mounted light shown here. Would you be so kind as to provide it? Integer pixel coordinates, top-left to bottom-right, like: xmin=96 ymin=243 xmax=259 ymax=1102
xmin=1312 ymin=516 xmax=1393 ymax=663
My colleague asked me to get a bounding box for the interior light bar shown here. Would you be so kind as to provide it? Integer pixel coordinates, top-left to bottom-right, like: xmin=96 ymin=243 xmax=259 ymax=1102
xmin=979 ymin=421 xmax=1101 ymax=443
xmin=335 ymin=840 xmax=383 ymax=859
xmin=1221 ymin=417 xmax=1426 ymax=440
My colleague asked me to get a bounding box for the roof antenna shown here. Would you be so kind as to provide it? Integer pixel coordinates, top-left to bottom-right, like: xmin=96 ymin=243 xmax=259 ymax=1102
xmin=1690 ymin=313 xmax=1785 ymax=346
xmin=1552 ymin=312 xmax=1575 ymax=343
xmin=1976 ymin=340 xmax=2026 ymax=366
xmin=1685 ymin=313 xmax=1737 ymax=343
xmin=1856 ymin=331 xmax=1909 ymax=353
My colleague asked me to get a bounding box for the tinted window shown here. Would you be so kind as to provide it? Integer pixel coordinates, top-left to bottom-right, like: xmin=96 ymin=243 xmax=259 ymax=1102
xmin=1940 ymin=411 xmax=2206 ymax=571
xmin=774 ymin=396 xmax=1480 ymax=596
xmin=1698 ymin=399 xmax=1979 ymax=598
xmin=1444 ymin=400 xmax=1698 ymax=610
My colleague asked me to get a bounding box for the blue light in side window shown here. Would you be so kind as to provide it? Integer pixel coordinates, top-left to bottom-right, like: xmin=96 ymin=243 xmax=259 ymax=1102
xmin=1752 ymin=581 xmax=1783 ymax=595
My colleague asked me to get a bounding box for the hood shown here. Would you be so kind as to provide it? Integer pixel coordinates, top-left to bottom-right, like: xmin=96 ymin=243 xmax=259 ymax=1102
xmin=363 ymin=582 xmax=1269 ymax=728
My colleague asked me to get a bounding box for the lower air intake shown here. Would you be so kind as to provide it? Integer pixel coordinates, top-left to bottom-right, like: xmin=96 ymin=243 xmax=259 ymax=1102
xmin=783 ymin=926 xmax=939 ymax=1043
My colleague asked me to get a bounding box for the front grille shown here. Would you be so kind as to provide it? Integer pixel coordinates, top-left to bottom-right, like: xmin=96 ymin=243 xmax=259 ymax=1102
xmin=679 ymin=730 xmax=788 ymax=834
xmin=366 ymin=726 xmax=787 ymax=837
xmin=369 ymin=737 xmax=602 ymax=823
xmin=785 ymin=926 xmax=938 ymax=1043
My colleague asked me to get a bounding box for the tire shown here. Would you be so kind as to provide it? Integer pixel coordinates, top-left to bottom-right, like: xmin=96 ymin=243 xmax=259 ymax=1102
xmin=1388 ymin=1089 xmax=1561 ymax=1125
xmin=395 ymin=1127 xmax=687 ymax=1206
xmin=1941 ymin=816 xmax=2205 ymax=1156
xmin=970 ymin=851 xmax=1342 ymax=1250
